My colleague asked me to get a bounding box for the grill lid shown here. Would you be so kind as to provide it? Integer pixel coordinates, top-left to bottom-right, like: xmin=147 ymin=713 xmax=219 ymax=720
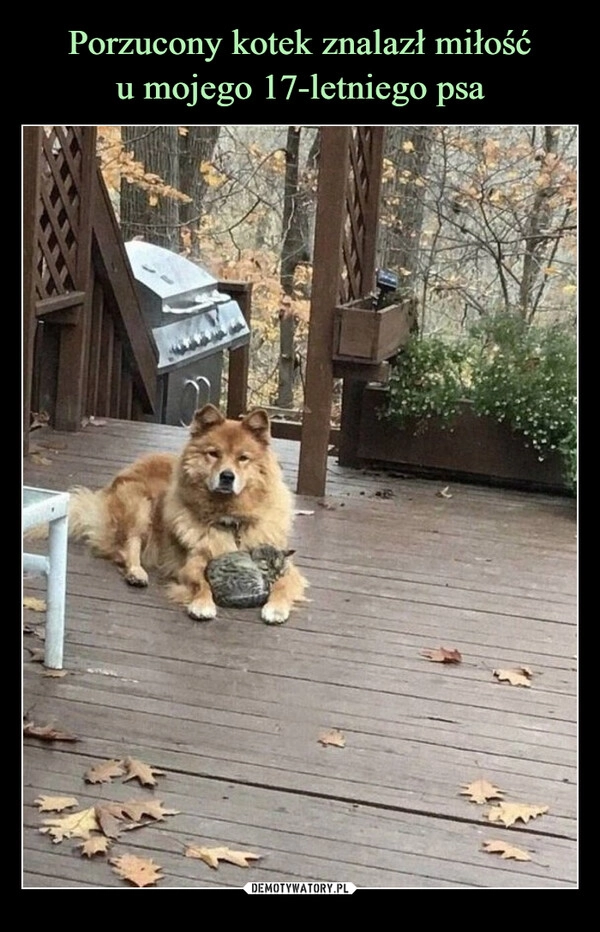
xmin=124 ymin=240 xmax=250 ymax=372
xmin=125 ymin=240 xmax=228 ymax=314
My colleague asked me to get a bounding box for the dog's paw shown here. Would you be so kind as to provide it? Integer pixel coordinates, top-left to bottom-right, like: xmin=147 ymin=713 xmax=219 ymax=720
xmin=124 ymin=568 xmax=149 ymax=587
xmin=261 ymin=603 xmax=290 ymax=625
xmin=187 ymin=599 xmax=217 ymax=621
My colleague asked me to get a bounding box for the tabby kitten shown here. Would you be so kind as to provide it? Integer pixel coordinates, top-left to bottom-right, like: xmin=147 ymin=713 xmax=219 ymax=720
xmin=205 ymin=545 xmax=295 ymax=608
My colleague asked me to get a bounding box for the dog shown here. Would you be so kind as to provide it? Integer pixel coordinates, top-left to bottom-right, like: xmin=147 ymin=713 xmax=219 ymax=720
xmin=65 ymin=405 xmax=308 ymax=624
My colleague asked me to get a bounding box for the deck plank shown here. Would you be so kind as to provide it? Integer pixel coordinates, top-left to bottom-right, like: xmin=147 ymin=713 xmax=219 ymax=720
xmin=23 ymin=419 xmax=577 ymax=889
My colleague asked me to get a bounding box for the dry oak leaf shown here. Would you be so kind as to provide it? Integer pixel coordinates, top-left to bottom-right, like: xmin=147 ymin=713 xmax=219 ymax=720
xmin=486 ymin=802 xmax=549 ymax=827
xmin=42 ymin=669 xmax=69 ymax=678
xmin=122 ymin=756 xmax=165 ymax=786
xmin=460 ymin=780 xmax=504 ymax=805
xmin=185 ymin=844 xmax=262 ymax=869
xmin=421 ymin=647 xmax=463 ymax=664
xmin=482 ymin=839 xmax=531 ymax=861
xmin=493 ymin=667 xmax=533 ymax=687
xmin=112 ymin=799 xmax=180 ymax=822
xmin=94 ymin=804 xmax=128 ymax=840
xmin=110 ymin=853 xmax=163 ymax=887
xmin=23 ymin=597 xmax=46 ymax=612
xmin=318 ymin=728 xmax=346 ymax=748
xmin=30 ymin=453 xmax=52 ymax=466
xmin=85 ymin=759 xmax=126 ymax=784
xmin=79 ymin=836 xmax=112 ymax=857
xmin=23 ymin=721 xmax=79 ymax=742
xmin=35 ymin=795 xmax=79 ymax=813
xmin=40 ymin=807 xmax=99 ymax=843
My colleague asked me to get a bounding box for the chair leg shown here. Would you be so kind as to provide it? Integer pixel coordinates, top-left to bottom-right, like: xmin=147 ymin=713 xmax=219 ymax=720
xmin=44 ymin=514 xmax=68 ymax=669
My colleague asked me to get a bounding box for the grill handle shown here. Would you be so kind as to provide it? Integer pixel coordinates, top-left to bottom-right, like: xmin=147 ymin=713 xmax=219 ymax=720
xmin=180 ymin=376 xmax=211 ymax=427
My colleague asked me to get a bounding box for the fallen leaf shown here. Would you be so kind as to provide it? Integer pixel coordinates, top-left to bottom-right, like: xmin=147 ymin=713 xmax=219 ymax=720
xmin=23 ymin=721 xmax=79 ymax=742
xmin=35 ymin=795 xmax=79 ymax=813
xmin=421 ymin=647 xmax=463 ymax=664
xmin=482 ymin=839 xmax=531 ymax=861
xmin=30 ymin=411 xmax=50 ymax=430
xmin=29 ymin=453 xmax=52 ymax=466
xmin=42 ymin=669 xmax=68 ymax=678
xmin=23 ymin=597 xmax=46 ymax=612
xmin=94 ymin=804 xmax=127 ymax=839
xmin=185 ymin=845 xmax=262 ymax=869
xmin=122 ymin=757 xmax=166 ymax=786
xmin=493 ymin=667 xmax=533 ymax=687
xmin=110 ymin=853 xmax=163 ymax=887
xmin=486 ymin=802 xmax=549 ymax=827
xmin=37 ymin=440 xmax=67 ymax=452
xmin=112 ymin=799 xmax=180 ymax=822
xmin=436 ymin=486 xmax=453 ymax=498
xmin=81 ymin=416 xmax=108 ymax=428
xmin=460 ymin=780 xmax=504 ymax=804
xmin=26 ymin=647 xmax=46 ymax=662
xmin=318 ymin=728 xmax=346 ymax=748
xmin=85 ymin=759 xmax=126 ymax=784
xmin=79 ymin=836 xmax=111 ymax=857
xmin=40 ymin=807 xmax=99 ymax=843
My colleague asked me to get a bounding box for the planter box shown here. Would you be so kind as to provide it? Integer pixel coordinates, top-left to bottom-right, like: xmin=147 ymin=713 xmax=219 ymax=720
xmin=357 ymin=386 xmax=569 ymax=493
xmin=333 ymin=296 xmax=416 ymax=363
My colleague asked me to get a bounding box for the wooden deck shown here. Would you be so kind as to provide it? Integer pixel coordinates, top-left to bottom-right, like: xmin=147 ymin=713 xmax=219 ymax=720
xmin=22 ymin=419 xmax=577 ymax=889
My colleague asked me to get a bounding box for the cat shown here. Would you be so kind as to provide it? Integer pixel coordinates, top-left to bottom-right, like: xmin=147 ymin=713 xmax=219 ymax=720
xmin=205 ymin=545 xmax=296 ymax=609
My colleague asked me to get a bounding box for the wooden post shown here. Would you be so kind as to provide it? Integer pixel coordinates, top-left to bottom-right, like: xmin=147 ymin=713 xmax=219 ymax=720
xmin=23 ymin=127 xmax=43 ymax=455
xmin=297 ymin=128 xmax=351 ymax=497
xmin=54 ymin=127 xmax=96 ymax=430
xmin=222 ymin=280 xmax=253 ymax=419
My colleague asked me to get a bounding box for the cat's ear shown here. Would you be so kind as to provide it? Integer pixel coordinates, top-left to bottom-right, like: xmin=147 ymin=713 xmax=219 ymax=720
xmin=285 ymin=549 xmax=296 ymax=558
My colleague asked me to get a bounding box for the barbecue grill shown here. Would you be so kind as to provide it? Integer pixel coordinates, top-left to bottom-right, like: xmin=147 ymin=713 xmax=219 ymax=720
xmin=125 ymin=241 xmax=250 ymax=426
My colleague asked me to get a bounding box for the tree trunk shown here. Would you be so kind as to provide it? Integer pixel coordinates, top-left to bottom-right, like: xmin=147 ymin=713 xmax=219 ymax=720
xmin=178 ymin=126 xmax=221 ymax=257
xmin=120 ymin=126 xmax=220 ymax=254
xmin=120 ymin=126 xmax=181 ymax=250
xmin=519 ymin=126 xmax=560 ymax=321
xmin=277 ymin=127 xmax=318 ymax=408
xmin=380 ymin=127 xmax=433 ymax=288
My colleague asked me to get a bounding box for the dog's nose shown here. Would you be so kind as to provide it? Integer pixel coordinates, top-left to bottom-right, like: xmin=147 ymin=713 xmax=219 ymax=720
xmin=219 ymin=469 xmax=235 ymax=487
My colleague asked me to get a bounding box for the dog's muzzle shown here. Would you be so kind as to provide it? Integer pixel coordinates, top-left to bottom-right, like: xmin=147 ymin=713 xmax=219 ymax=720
xmin=216 ymin=469 xmax=236 ymax=494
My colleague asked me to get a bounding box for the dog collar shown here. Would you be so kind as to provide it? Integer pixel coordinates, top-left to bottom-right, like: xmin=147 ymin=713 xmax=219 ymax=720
xmin=212 ymin=515 xmax=254 ymax=547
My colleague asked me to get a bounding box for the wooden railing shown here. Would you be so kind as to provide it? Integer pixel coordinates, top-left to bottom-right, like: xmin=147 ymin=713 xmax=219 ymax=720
xmin=23 ymin=126 xmax=157 ymax=454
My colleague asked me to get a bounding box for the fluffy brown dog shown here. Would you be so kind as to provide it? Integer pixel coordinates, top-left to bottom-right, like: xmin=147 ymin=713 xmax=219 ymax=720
xmin=67 ymin=405 xmax=307 ymax=624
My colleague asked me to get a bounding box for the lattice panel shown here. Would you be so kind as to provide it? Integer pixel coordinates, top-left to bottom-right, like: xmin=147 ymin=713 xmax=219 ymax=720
xmin=36 ymin=126 xmax=84 ymax=300
xmin=340 ymin=127 xmax=382 ymax=304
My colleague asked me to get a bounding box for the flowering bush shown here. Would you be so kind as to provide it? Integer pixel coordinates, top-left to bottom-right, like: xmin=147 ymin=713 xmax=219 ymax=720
xmin=384 ymin=314 xmax=577 ymax=490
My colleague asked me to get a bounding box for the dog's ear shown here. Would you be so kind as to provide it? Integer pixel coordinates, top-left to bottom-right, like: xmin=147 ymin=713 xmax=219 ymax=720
xmin=285 ymin=549 xmax=296 ymax=558
xmin=241 ymin=408 xmax=271 ymax=443
xmin=190 ymin=404 xmax=225 ymax=436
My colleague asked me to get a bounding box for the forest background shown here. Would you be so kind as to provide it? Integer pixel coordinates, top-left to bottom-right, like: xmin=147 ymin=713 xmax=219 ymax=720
xmin=97 ymin=125 xmax=577 ymax=423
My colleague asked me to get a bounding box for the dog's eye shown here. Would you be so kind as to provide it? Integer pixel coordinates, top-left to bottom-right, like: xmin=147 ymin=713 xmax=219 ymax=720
xmin=205 ymin=449 xmax=220 ymax=460
xmin=238 ymin=453 xmax=251 ymax=463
